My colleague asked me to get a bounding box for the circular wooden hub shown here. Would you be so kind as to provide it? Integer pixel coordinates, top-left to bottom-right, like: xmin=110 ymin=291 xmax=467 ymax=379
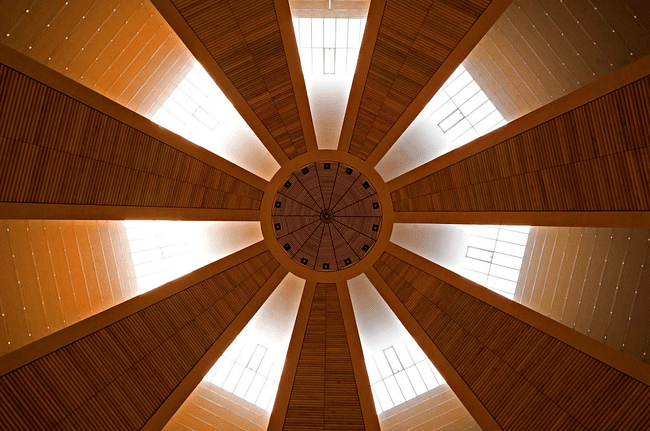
xmin=271 ymin=161 xmax=382 ymax=272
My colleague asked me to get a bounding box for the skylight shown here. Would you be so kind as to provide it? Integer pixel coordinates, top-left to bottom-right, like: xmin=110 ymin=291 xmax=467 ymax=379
xmin=366 ymin=339 xmax=444 ymax=414
xmin=149 ymin=61 xmax=280 ymax=180
xmin=202 ymin=274 xmax=304 ymax=413
xmin=152 ymin=63 xmax=220 ymax=143
xmin=428 ymin=65 xmax=506 ymax=148
xmin=461 ymin=225 xmax=531 ymax=299
xmin=123 ymin=221 xmax=263 ymax=294
xmin=293 ymin=18 xmax=366 ymax=76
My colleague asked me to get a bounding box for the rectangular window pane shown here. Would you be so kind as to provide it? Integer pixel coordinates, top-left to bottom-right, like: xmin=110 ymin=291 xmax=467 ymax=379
xmin=384 ymin=347 xmax=403 ymax=373
xmin=323 ymin=18 xmax=336 ymax=48
xmin=374 ymin=352 xmax=393 ymax=378
xmin=324 ymin=48 xmax=335 ymax=74
xmin=248 ymin=345 xmax=267 ymax=371
xmin=405 ymin=365 xmax=427 ymax=395
xmin=244 ymin=374 xmax=266 ymax=404
xmin=312 ymin=18 xmax=324 ymax=47
xmin=394 ymin=370 xmax=416 ymax=401
xmin=416 ymin=361 xmax=438 ymax=390
xmin=393 ymin=342 xmax=414 ymax=368
xmin=223 ymin=363 xmax=245 ymax=392
xmin=384 ymin=375 xmax=406 ymax=405
xmin=373 ymin=381 xmax=394 ymax=412
xmin=234 ymin=368 xmax=255 ymax=398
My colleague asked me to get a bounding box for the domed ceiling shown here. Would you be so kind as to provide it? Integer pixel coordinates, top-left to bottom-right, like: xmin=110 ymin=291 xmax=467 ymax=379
xmin=1 ymin=0 xmax=650 ymax=430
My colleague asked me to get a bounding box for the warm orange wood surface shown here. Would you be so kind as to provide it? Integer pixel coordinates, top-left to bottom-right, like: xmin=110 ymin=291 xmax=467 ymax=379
xmin=392 ymin=72 xmax=650 ymax=216
xmin=343 ymin=0 xmax=495 ymax=160
xmin=0 ymin=63 xmax=264 ymax=211
xmin=167 ymin=0 xmax=313 ymax=160
xmin=375 ymin=251 xmax=650 ymax=430
xmin=282 ymin=283 xmax=366 ymax=430
xmin=0 ymin=220 xmax=137 ymax=357
xmin=0 ymin=251 xmax=279 ymax=429
xmin=0 ymin=0 xmax=193 ymax=117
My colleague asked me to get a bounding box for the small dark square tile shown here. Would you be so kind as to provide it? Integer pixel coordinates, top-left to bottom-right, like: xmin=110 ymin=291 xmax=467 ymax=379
xmin=283 ymin=243 xmax=291 ymax=251
xmin=324 ymin=163 xmax=331 ymax=169
xmin=344 ymin=258 xmax=352 ymax=266
xmin=372 ymin=202 xmax=379 ymax=209
xmin=274 ymin=223 xmax=281 ymax=231
xmin=275 ymin=201 xmax=282 ymax=208
xmin=362 ymin=244 xmax=370 ymax=252
xmin=323 ymin=263 xmax=330 ymax=270
xmin=302 ymin=167 xmax=309 ymax=175
xmin=300 ymin=257 xmax=308 ymax=265
xmin=362 ymin=181 xmax=370 ymax=189
xmin=345 ymin=168 xmax=353 ymax=175
xmin=372 ymin=224 xmax=379 ymax=232
xmin=284 ymin=181 xmax=292 ymax=188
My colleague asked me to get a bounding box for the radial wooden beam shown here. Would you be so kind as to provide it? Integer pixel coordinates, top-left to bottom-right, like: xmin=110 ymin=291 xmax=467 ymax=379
xmin=389 ymin=56 xmax=650 ymax=228
xmin=338 ymin=0 xmax=513 ymax=164
xmin=367 ymin=242 xmax=650 ymax=431
xmin=0 ymin=241 xmax=288 ymax=430
xmin=0 ymin=44 xmax=268 ymax=221
xmin=151 ymin=0 xmax=318 ymax=163
xmin=268 ymin=281 xmax=379 ymax=430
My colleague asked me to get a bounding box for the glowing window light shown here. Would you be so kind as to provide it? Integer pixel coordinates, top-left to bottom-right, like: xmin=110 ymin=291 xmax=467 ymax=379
xmin=293 ymin=17 xmax=366 ymax=76
xmin=430 ymin=64 xmax=507 ymax=147
xmin=462 ymin=225 xmax=531 ymax=299
xmin=367 ymin=339 xmax=445 ymax=414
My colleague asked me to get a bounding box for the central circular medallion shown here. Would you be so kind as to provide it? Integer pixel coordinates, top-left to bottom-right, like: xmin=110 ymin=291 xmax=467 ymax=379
xmin=272 ymin=161 xmax=382 ymax=272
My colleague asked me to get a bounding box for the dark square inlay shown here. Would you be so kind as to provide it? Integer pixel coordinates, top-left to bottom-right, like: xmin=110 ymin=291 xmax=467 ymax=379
xmin=362 ymin=181 xmax=370 ymax=189
xmin=344 ymin=258 xmax=352 ymax=266
xmin=274 ymin=223 xmax=281 ymax=231
xmin=275 ymin=201 xmax=282 ymax=208
xmin=283 ymin=243 xmax=291 ymax=251
xmin=284 ymin=181 xmax=292 ymax=188
xmin=372 ymin=202 xmax=379 ymax=209
xmin=323 ymin=263 xmax=330 ymax=270
xmin=372 ymin=224 xmax=379 ymax=232
xmin=300 ymin=257 xmax=308 ymax=265
xmin=362 ymin=244 xmax=370 ymax=252
xmin=302 ymin=167 xmax=309 ymax=175
xmin=345 ymin=168 xmax=353 ymax=175
xmin=324 ymin=163 xmax=331 ymax=169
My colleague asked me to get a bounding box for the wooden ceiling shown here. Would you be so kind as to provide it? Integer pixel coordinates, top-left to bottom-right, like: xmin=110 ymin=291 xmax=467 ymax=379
xmin=1 ymin=0 xmax=650 ymax=430
xmin=272 ymin=162 xmax=382 ymax=271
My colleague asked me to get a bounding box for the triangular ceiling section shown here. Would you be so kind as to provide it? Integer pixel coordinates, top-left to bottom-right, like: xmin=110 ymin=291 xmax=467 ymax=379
xmin=348 ymin=274 xmax=479 ymax=429
xmin=376 ymin=0 xmax=650 ymax=181
xmin=166 ymin=273 xmax=305 ymax=430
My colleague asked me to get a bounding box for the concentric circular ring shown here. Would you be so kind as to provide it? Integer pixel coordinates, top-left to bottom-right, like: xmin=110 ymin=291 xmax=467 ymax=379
xmin=271 ymin=161 xmax=382 ymax=272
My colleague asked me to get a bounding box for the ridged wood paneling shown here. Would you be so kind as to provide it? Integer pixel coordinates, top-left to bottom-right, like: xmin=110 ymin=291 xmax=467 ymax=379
xmin=0 ymin=0 xmax=194 ymax=117
xmin=169 ymin=0 xmax=308 ymax=159
xmin=283 ymin=283 xmax=365 ymax=430
xmin=0 ymin=63 xmax=264 ymax=210
xmin=516 ymin=226 xmax=650 ymax=365
xmin=464 ymin=0 xmax=650 ymax=121
xmin=0 ymin=220 xmax=137 ymax=358
xmin=378 ymin=384 xmax=480 ymax=431
xmin=392 ymin=73 xmax=650 ymax=213
xmin=347 ymin=0 xmax=491 ymax=160
xmin=0 ymin=251 xmax=279 ymax=430
xmin=376 ymin=252 xmax=650 ymax=430
xmin=165 ymin=381 xmax=269 ymax=431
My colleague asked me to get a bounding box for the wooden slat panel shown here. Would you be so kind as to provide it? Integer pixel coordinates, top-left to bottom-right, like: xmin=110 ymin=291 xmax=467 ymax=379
xmin=0 ymin=0 xmax=192 ymax=117
xmin=346 ymin=0 xmax=494 ymax=160
xmin=375 ymin=251 xmax=650 ymax=430
xmin=0 ymin=250 xmax=280 ymax=429
xmin=282 ymin=283 xmax=365 ymax=430
xmin=0 ymin=220 xmax=138 ymax=357
xmin=166 ymin=0 xmax=311 ymax=160
xmin=0 ymin=62 xmax=264 ymax=211
xmin=392 ymin=72 xmax=650 ymax=215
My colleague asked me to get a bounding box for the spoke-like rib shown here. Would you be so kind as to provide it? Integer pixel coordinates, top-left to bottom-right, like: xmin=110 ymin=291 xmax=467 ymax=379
xmin=338 ymin=0 xmax=512 ymax=164
xmin=151 ymin=0 xmax=318 ymax=162
xmin=367 ymin=242 xmax=650 ymax=430
xmin=0 ymin=241 xmax=288 ymax=430
xmin=0 ymin=45 xmax=267 ymax=221
xmin=268 ymin=281 xmax=379 ymax=430
xmin=390 ymin=56 xmax=650 ymax=228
